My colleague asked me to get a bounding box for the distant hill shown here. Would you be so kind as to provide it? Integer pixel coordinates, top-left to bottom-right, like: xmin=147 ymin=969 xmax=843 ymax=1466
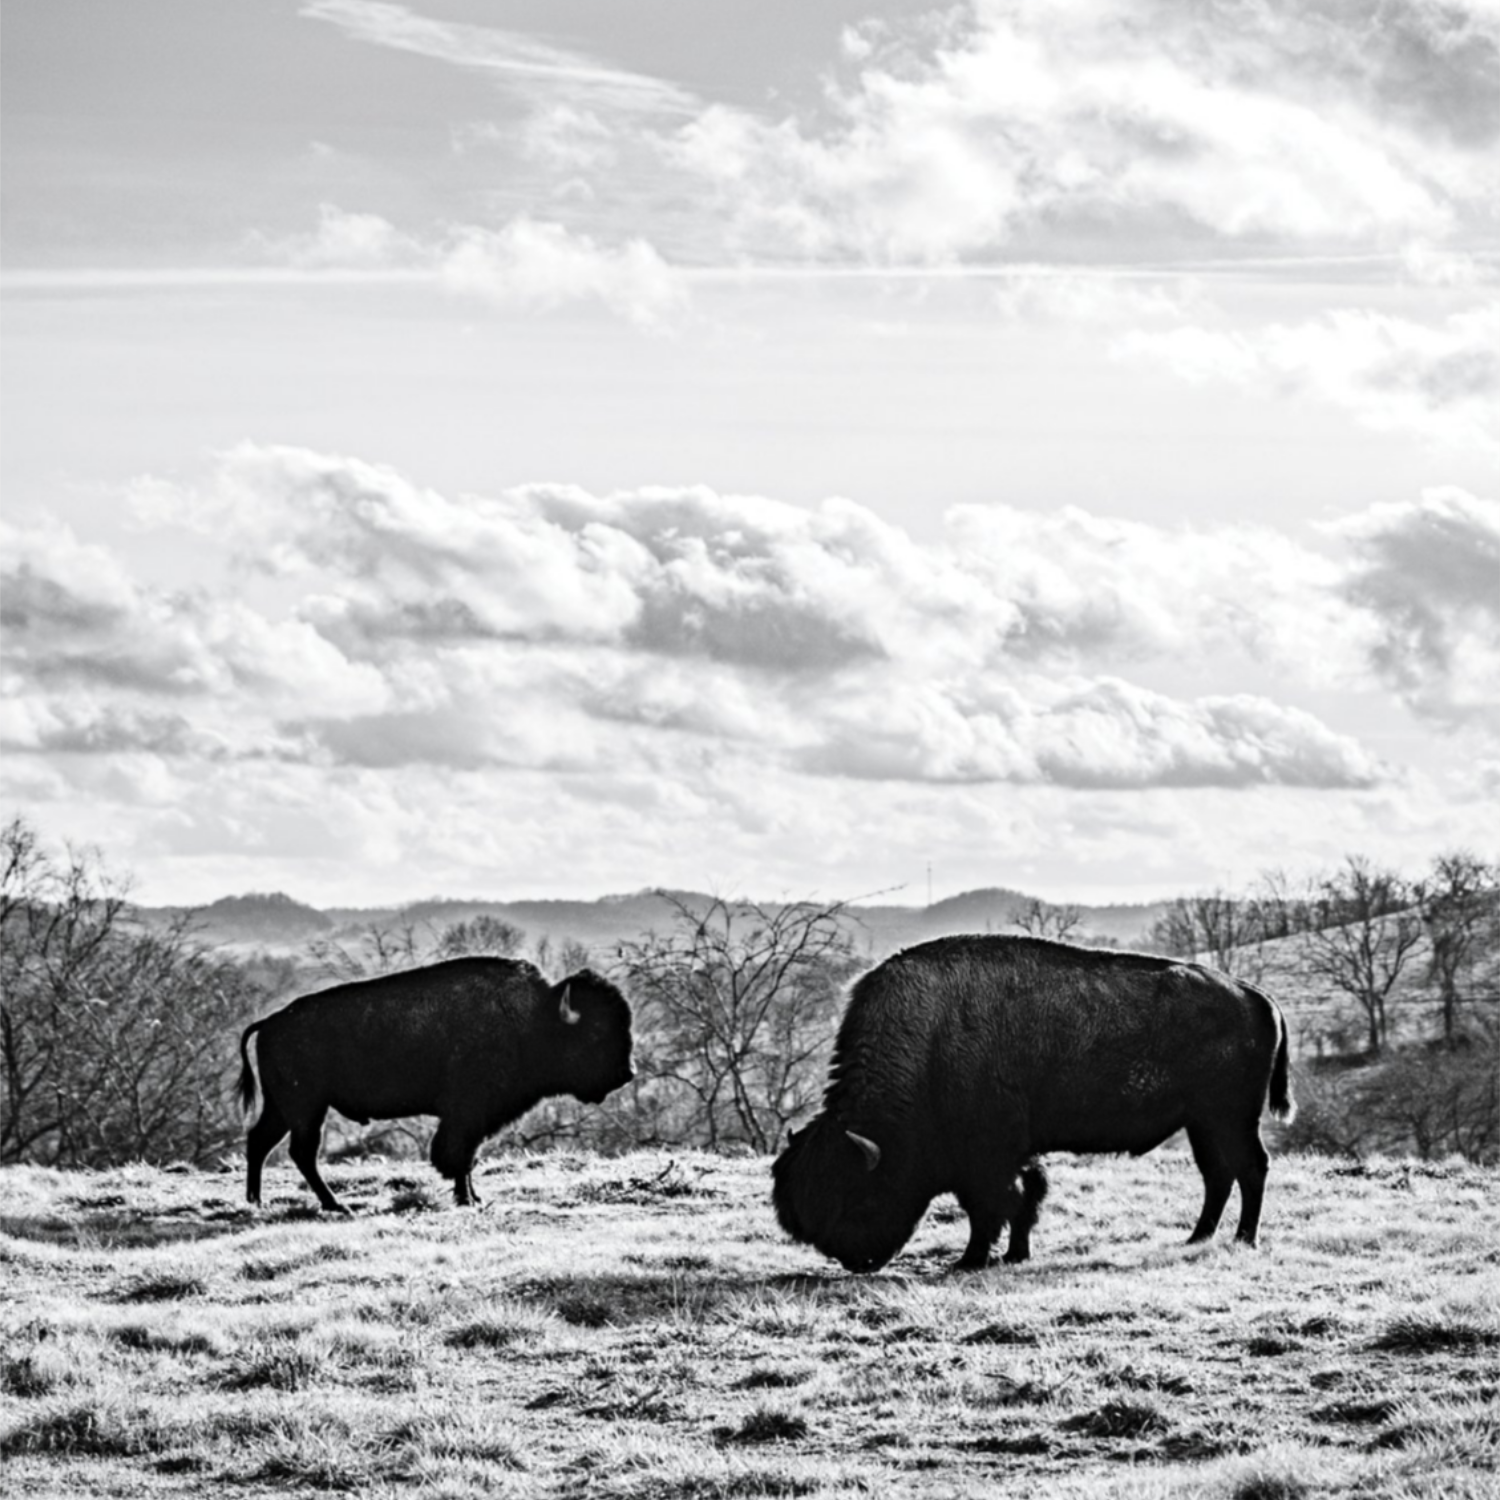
xmin=146 ymin=892 xmax=333 ymax=947
xmin=132 ymin=885 xmax=1167 ymax=961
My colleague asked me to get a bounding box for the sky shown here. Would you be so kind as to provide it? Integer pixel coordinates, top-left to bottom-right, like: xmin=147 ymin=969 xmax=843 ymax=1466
xmin=2 ymin=0 xmax=1498 ymax=909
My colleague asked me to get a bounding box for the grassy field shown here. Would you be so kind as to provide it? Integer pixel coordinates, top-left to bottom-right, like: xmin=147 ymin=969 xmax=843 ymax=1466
xmin=2 ymin=1146 xmax=1497 ymax=1499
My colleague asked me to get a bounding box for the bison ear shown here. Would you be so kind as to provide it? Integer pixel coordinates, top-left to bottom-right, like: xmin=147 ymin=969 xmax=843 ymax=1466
xmin=846 ymin=1130 xmax=881 ymax=1172
xmin=559 ymin=982 xmax=580 ymax=1026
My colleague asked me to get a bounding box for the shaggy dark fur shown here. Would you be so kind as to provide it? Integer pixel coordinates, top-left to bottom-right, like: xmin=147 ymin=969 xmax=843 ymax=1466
xmin=773 ymin=935 xmax=1293 ymax=1273
xmin=238 ymin=958 xmax=633 ymax=1211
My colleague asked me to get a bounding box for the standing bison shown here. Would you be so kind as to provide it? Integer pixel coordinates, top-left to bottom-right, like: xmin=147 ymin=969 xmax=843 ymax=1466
xmin=238 ymin=957 xmax=634 ymax=1212
xmin=773 ymin=935 xmax=1293 ymax=1273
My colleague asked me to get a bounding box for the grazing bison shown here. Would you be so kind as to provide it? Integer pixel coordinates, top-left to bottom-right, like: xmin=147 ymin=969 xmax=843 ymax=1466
xmin=773 ymin=935 xmax=1293 ymax=1273
xmin=238 ymin=957 xmax=634 ymax=1212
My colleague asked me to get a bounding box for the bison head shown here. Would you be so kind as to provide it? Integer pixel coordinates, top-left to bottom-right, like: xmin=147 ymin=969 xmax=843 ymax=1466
xmin=551 ymin=969 xmax=635 ymax=1104
xmin=771 ymin=1113 xmax=925 ymax=1274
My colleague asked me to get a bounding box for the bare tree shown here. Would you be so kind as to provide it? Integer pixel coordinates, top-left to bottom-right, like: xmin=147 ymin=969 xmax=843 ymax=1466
xmin=1009 ymin=899 xmax=1084 ymax=942
xmin=1 ymin=816 xmax=262 ymax=1167
xmin=1250 ymin=867 xmax=1313 ymax=943
xmin=307 ymin=912 xmax=528 ymax=983
xmin=1302 ymin=856 xmax=1424 ymax=1056
xmin=1147 ymin=889 xmax=1266 ymax=979
xmin=615 ymin=893 xmax=862 ymax=1152
xmin=1416 ymin=851 xmax=1499 ymax=1047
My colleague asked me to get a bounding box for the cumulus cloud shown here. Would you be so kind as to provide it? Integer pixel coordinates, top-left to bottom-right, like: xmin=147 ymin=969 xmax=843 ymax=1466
xmin=801 ymin=676 xmax=1385 ymax=789
xmin=438 ymin=219 xmax=686 ymax=325
xmin=254 ymin=205 xmax=688 ymax=325
xmin=41 ymin=445 xmax=1464 ymax=796
xmin=1116 ymin=300 xmax=1500 ymax=456
xmin=18 ymin=450 xmax=1500 ymax=901
xmin=668 ymin=0 xmax=1499 ymax=263
xmin=18 ymin=449 xmax=1495 ymax=807
xmin=0 ymin=516 xmax=387 ymax=764
xmin=1329 ymin=487 xmax=1500 ymax=726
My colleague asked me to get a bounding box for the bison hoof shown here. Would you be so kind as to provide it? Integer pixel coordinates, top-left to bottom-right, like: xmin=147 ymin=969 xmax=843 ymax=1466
xmin=1001 ymin=1247 xmax=1030 ymax=1265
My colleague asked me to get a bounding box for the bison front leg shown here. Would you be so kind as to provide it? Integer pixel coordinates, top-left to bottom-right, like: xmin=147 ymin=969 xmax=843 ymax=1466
xmin=1001 ymin=1161 xmax=1049 ymax=1264
xmin=430 ymin=1118 xmax=481 ymax=1207
xmin=951 ymin=1181 xmax=1013 ymax=1271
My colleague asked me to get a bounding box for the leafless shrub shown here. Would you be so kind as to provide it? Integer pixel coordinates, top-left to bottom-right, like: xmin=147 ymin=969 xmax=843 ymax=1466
xmin=1 ymin=817 xmax=265 ymax=1168
xmin=610 ymin=893 xmax=865 ymax=1153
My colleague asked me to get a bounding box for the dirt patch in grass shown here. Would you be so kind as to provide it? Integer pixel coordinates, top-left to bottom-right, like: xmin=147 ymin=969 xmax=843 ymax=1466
xmin=632 ymin=1475 xmax=820 ymax=1500
xmin=217 ymin=1346 xmax=326 ymax=1392
xmin=1059 ymin=1398 xmax=1171 ymax=1439
xmin=1371 ymin=1315 xmax=1500 ymax=1354
xmin=110 ymin=1322 xmax=219 ymax=1354
xmin=1055 ymin=1307 xmax=1137 ymax=1327
xmin=0 ymin=1402 xmax=161 ymax=1458
xmin=961 ymin=1321 xmax=1041 ymax=1346
xmin=717 ymin=1408 xmax=811 ymax=1445
xmin=736 ymin=1367 xmax=812 ymax=1391
xmin=518 ymin=1273 xmax=733 ymax=1327
xmin=115 ymin=1271 xmax=208 ymax=1302
xmin=0 ymin=1353 xmax=60 ymax=1398
xmin=963 ymin=1432 xmax=1054 ymax=1456
xmin=445 ymin=1318 xmax=541 ymax=1350
xmin=573 ymin=1161 xmax=708 ymax=1206
xmin=1310 ymin=1397 xmax=1399 ymax=1425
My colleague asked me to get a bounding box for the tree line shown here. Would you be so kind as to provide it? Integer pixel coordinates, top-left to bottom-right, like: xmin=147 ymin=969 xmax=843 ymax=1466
xmin=3 ymin=816 xmax=1496 ymax=1172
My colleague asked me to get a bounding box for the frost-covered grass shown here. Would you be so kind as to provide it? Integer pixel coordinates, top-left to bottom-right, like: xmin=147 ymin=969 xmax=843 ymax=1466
xmin=2 ymin=1148 xmax=1497 ymax=1497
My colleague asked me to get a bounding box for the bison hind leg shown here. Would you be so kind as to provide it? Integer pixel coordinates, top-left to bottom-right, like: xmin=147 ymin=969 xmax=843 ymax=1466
xmin=1227 ymin=1129 xmax=1270 ymax=1247
xmin=1185 ymin=1122 xmax=1250 ymax=1245
xmin=953 ymin=1160 xmax=1034 ymax=1272
xmin=245 ymin=1101 xmax=290 ymax=1206
xmin=287 ymin=1108 xmax=347 ymax=1215
xmin=1002 ymin=1161 xmax=1049 ymax=1265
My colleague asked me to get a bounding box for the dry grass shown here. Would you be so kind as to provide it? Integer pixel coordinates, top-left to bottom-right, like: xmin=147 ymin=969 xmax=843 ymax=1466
xmin=2 ymin=1146 xmax=1497 ymax=1497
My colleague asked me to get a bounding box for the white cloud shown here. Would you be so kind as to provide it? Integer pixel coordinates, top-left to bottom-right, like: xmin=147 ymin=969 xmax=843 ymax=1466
xmin=0 ymin=515 xmax=388 ymax=760
xmin=299 ymin=0 xmax=697 ymax=116
xmin=18 ymin=451 xmax=1497 ymax=834
xmin=800 ymin=675 xmax=1385 ymax=789
xmin=254 ymin=206 xmax=688 ymax=326
xmin=265 ymin=203 xmax=427 ymax=269
xmin=667 ymin=0 xmax=1499 ymax=264
xmin=16 ymin=450 xmax=1500 ymax=904
xmin=438 ymin=219 xmax=687 ymax=326
xmin=1328 ymin=486 xmax=1500 ymax=727
xmin=1116 ymin=301 xmax=1500 ymax=457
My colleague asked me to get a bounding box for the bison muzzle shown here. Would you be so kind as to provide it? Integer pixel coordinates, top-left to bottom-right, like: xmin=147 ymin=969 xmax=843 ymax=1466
xmin=772 ymin=935 xmax=1293 ymax=1273
xmin=238 ymin=957 xmax=634 ymax=1212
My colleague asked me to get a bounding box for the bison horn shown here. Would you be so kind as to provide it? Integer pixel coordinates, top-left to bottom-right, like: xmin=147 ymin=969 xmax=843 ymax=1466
xmin=846 ymin=1131 xmax=881 ymax=1172
xmin=559 ymin=982 xmax=581 ymax=1025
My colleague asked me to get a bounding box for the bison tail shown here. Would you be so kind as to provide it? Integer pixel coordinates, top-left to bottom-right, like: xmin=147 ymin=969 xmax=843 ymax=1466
xmin=1268 ymin=1005 xmax=1295 ymax=1124
xmin=237 ymin=1022 xmax=262 ymax=1117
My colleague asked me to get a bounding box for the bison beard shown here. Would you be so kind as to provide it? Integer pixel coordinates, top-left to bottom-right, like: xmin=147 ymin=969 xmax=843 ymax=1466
xmin=772 ymin=935 xmax=1294 ymax=1273
xmin=238 ymin=958 xmax=634 ymax=1212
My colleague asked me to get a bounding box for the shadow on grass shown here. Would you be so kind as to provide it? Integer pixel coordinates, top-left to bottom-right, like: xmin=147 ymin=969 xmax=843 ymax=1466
xmin=505 ymin=1268 xmax=880 ymax=1328
xmin=0 ymin=1210 xmax=254 ymax=1251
